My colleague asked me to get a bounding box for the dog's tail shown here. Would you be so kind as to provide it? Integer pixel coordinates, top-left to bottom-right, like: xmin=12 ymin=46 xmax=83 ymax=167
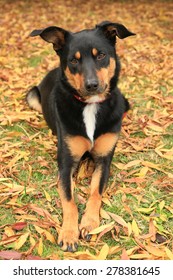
xmin=26 ymin=86 xmax=42 ymax=113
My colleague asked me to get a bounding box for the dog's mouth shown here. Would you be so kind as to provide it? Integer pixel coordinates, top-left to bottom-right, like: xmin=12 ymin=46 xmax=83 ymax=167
xmin=75 ymin=84 xmax=110 ymax=103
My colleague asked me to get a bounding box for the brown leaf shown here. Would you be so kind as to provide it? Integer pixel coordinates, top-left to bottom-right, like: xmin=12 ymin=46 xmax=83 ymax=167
xmin=149 ymin=218 xmax=156 ymax=242
xmin=0 ymin=250 xmax=22 ymax=260
xmin=12 ymin=222 xmax=27 ymax=231
xmin=108 ymin=212 xmax=128 ymax=228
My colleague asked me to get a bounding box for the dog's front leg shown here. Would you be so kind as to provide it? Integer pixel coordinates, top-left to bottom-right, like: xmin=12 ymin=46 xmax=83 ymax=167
xmin=57 ymin=135 xmax=92 ymax=251
xmin=80 ymin=132 xmax=119 ymax=240
xmin=57 ymin=166 xmax=79 ymax=252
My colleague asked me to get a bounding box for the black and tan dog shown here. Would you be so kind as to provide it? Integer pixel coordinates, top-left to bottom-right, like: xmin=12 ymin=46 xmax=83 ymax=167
xmin=27 ymin=21 xmax=135 ymax=252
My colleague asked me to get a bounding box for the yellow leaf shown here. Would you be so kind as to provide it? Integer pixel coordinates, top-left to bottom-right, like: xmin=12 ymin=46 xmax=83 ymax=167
xmin=127 ymin=222 xmax=132 ymax=236
xmin=132 ymin=219 xmax=140 ymax=236
xmin=142 ymin=161 xmax=173 ymax=178
xmin=15 ymin=232 xmax=29 ymax=250
xmin=34 ymin=225 xmax=44 ymax=234
xmin=38 ymin=237 xmax=43 ymax=256
xmin=4 ymin=226 xmax=15 ymax=237
xmin=112 ymin=162 xmax=125 ymax=170
xmin=109 ymin=246 xmax=122 ymax=255
xmin=30 ymin=236 xmax=36 ymax=246
xmin=102 ymin=197 xmax=112 ymax=207
xmin=148 ymin=122 xmax=163 ymax=132
xmin=159 ymin=200 xmax=165 ymax=211
xmin=130 ymin=253 xmax=151 ymax=259
xmin=77 ymin=163 xmax=87 ymax=180
xmin=44 ymin=190 xmax=51 ymax=202
xmin=96 ymin=244 xmax=109 ymax=260
xmin=89 ymin=222 xmax=114 ymax=235
xmin=100 ymin=208 xmax=110 ymax=220
xmin=145 ymin=245 xmax=165 ymax=257
xmin=124 ymin=160 xmax=141 ymax=170
xmin=165 ymin=247 xmax=173 ymax=260
xmin=44 ymin=230 xmax=56 ymax=244
xmin=34 ymin=225 xmax=55 ymax=243
xmin=137 ymin=207 xmax=155 ymax=213
xmin=126 ymin=246 xmax=139 ymax=256
xmin=136 ymin=166 xmax=149 ymax=177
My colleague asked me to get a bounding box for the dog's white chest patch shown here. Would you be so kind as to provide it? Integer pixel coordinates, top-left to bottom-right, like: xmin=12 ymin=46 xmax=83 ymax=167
xmin=83 ymin=103 xmax=99 ymax=143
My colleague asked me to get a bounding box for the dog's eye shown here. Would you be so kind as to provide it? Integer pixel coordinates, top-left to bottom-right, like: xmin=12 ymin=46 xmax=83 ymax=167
xmin=97 ymin=53 xmax=106 ymax=60
xmin=70 ymin=58 xmax=78 ymax=65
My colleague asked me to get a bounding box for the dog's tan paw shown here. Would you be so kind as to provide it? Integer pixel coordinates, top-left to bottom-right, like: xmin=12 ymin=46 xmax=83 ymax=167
xmin=58 ymin=227 xmax=79 ymax=252
xmin=79 ymin=214 xmax=100 ymax=241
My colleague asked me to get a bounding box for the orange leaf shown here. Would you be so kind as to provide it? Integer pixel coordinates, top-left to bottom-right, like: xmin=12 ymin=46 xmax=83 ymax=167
xmin=121 ymin=249 xmax=130 ymax=260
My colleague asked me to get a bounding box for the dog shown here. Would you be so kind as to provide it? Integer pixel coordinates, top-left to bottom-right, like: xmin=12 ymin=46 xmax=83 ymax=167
xmin=26 ymin=21 xmax=135 ymax=252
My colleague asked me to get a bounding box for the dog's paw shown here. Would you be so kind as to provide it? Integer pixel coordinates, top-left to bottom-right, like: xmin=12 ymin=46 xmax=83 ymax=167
xmin=79 ymin=214 xmax=100 ymax=241
xmin=58 ymin=227 xmax=79 ymax=252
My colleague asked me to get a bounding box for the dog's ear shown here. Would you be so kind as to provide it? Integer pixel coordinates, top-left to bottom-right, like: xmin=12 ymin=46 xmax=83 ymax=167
xmin=30 ymin=26 xmax=69 ymax=52
xmin=96 ymin=21 xmax=135 ymax=40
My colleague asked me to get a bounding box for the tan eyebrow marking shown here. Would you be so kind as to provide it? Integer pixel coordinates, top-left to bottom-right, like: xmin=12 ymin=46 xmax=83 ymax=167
xmin=75 ymin=51 xmax=81 ymax=60
xmin=92 ymin=48 xmax=98 ymax=56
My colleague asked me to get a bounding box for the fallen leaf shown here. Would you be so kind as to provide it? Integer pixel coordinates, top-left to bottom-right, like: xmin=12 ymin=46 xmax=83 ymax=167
xmin=132 ymin=219 xmax=140 ymax=236
xmin=38 ymin=237 xmax=43 ymax=256
xmin=15 ymin=232 xmax=30 ymax=250
xmin=12 ymin=222 xmax=27 ymax=231
xmin=0 ymin=250 xmax=22 ymax=260
xmin=108 ymin=212 xmax=128 ymax=228
xmin=145 ymin=245 xmax=166 ymax=257
xmin=96 ymin=244 xmax=109 ymax=260
xmin=44 ymin=190 xmax=51 ymax=202
xmin=121 ymin=249 xmax=130 ymax=260
xmin=165 ymin=247 xmax=173 ymax=260
xmin=89 ymin=222 xmax=114 ymax=235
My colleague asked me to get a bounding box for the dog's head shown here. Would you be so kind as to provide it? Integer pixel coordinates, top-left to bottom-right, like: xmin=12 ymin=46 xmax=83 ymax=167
xmin=30 ymin=21 xmax=135 ymax=103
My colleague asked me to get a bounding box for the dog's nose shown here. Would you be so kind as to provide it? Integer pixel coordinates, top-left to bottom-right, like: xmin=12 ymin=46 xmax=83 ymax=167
xmin=85 ymin=79 xmax=99 ymax=92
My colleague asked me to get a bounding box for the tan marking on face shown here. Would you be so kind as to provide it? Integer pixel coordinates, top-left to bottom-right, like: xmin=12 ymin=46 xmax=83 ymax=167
xmin=96 ymin=57 xmax=116 ymax=90
xmin=65 ymin=67 xmax=84 ymax=91
xmin=65 ymin=135 xmax=92 ymax=158
xmin=92 ymin=132 xmax=119 ymax=156
xmin=92 ymin=48 xmax=98 ymax=56
xmin=75 ymin=51 xmax=81 ymax=60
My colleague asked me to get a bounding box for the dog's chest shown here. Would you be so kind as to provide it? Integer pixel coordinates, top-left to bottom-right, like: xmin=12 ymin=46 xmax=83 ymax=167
xmin=82 ymin=104 xmax=99 ymax=143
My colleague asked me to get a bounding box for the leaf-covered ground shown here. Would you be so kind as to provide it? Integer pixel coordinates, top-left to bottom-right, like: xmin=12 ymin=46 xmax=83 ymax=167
xmin=0 ymin=0 xmax=173 ymax=260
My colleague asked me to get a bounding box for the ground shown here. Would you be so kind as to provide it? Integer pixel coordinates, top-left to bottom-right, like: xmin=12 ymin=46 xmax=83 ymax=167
xmin=0 ymin=0 xmax=173 ymax=260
